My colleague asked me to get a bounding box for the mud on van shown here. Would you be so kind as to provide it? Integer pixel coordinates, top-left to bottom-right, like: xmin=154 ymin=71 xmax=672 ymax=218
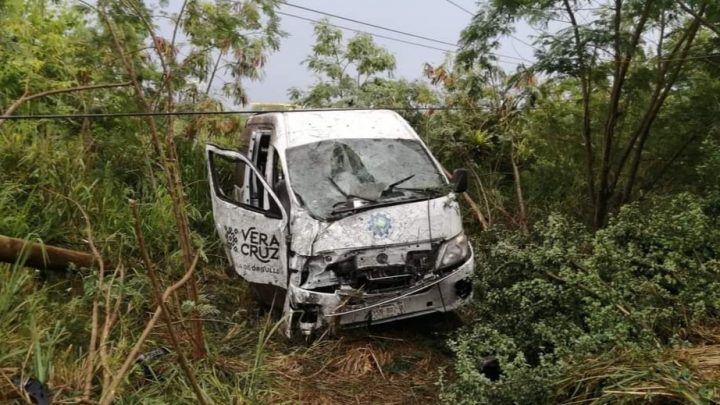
xmin=206 ymin=109 xmax=474 ymax=337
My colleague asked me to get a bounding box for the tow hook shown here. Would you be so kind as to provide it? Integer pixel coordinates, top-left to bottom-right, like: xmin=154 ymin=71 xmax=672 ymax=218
xmin=295 ymin=304 xmax=321 ymax=336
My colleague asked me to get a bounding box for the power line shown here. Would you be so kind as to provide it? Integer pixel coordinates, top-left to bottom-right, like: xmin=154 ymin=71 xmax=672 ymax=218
xmin=442 ymin=0 xmax=536 ymax=49
xmin=278 ymin=11 xmax=455 ymax=54
xmin=0 ymin=106 xmax=476 ymax=121
xmin=509 ymin=35 xmax=535 ymax=49
xmin=281 ymin=1 xmax=529 ymax=63
xmin=283 ymin=1 xmax=458 ymax=47
xmin=278 ymin=11 xmax=528 ymax=64
xmin=442 ymin=0 xmax=474 ymax=16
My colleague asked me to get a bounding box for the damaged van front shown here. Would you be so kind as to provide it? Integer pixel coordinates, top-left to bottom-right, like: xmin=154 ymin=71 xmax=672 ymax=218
xmin=205 ymin=109 xmax=473 ymax=337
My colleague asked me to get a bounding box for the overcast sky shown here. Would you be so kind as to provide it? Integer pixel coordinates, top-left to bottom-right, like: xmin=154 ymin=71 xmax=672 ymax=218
xmin=240 ymin=0 xmax=538 ymax=104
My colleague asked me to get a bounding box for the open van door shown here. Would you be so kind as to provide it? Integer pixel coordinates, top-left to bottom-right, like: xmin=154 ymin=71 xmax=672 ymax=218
xmin=206 ymin=144 xmax=288 ymax=287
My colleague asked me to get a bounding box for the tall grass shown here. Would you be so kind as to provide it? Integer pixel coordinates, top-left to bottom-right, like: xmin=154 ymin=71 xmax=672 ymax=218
xmin=0 ymin=257 xmax=69 ymax=402
xmin=0 ymin=261 xmax=34 ymax=368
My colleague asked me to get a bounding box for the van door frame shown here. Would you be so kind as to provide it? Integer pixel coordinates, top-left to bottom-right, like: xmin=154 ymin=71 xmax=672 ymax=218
xmin=206 ymin=143 xmax=289 ymax=287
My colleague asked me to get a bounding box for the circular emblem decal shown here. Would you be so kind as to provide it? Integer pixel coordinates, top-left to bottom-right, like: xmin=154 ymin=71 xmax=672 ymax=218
xmin=367 ymin=212 xmax=392 ymax=239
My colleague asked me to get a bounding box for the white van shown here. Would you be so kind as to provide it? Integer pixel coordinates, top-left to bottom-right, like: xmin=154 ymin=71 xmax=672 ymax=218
xmin=205 ymin=109 xmax=474 ymax=337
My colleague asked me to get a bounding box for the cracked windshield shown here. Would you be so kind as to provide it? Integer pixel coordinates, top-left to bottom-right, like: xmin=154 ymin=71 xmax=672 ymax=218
xmin=286 ymin=138 xmax=446 ymax=218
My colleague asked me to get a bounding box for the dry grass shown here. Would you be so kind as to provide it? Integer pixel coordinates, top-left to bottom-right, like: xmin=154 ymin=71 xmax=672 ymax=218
xmin=198 ymin=268 xmax=460 ymax=404
xmin=207 ymin=321 xmax=453 ymax=404
xmin=560 ymin=327 xmax=720 ymax=404
xmin=0 ymin=367 xmax=23 ymax=403
xmin=261 ymin=326 xmax=451 ymax=404
xmin=674 ymin=345 xmax=720 ymax=381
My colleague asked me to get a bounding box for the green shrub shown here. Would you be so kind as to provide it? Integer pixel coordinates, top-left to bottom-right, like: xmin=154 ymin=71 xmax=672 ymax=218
xmin=442 ymin=193 xmax=720 ymax=403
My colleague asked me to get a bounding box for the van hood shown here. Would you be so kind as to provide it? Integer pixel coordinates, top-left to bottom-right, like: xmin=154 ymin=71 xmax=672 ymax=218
xmin=290 ymin=195 xmax=463 ymax=255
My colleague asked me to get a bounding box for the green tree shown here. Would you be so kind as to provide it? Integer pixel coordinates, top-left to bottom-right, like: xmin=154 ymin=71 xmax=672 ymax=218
xmin=88 ymin=0 xmax=283 ymax=362
xmin=289 ymin=20 xmax=436 ymax=110
xmin=458 ymin=0 xmax=720 ymax=227
xmin=0 ymin=0 xmax=132 ymax=124
xmin=424 ymin=61 xmax=539 ymax=230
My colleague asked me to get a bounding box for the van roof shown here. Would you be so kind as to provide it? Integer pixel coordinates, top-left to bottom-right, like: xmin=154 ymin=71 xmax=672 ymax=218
xmin=248 ymin=109 xmax=420 ymax=150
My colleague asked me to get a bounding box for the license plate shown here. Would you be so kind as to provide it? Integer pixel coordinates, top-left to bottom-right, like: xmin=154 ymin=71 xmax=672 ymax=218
xmin=371 ymin=302 xmax=404 ymax=320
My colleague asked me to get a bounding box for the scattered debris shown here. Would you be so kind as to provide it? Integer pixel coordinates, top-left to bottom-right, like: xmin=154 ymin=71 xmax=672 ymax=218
xmin=479 ymin=355 xmax=501 ymax=381
xmin=11 ymin=376 xmax=50 ymax=405
xmin=135 ymin=347 xmax=171 ymax=381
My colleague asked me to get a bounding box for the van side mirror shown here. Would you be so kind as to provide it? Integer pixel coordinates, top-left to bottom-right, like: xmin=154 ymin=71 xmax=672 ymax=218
xmin=452 ymin=168 xmax=468 ymax=193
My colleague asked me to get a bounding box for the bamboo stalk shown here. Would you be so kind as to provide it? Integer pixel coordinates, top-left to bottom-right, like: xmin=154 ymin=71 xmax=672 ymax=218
xmin=130 ymin=200 xmax=208 ymax=405
xmin=99 ymin=254 xmax=200 ymax=405
xmin=0 ymin=235 xmax=98 ymax=271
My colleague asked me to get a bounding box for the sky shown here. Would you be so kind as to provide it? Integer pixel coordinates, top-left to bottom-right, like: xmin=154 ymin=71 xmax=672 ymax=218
xmin=240 ymin=0 xmax=539 ymax=104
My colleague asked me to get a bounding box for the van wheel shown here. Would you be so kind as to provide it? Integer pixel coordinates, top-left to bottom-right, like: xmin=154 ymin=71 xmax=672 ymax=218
xmin=249 ymin=283 xmax=286 ymax=311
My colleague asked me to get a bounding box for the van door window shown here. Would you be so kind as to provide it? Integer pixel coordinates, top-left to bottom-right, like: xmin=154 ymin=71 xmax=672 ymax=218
xmin=210 ymin=151 xmax=280 ymax=218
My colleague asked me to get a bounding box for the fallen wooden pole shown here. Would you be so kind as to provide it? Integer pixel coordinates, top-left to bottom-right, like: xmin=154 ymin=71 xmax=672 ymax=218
xmin=0 ymin=235 xmax=98 ymax=270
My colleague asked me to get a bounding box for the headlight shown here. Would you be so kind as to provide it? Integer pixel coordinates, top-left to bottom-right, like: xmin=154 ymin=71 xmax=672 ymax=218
xmin=436 ymin=232 xmax=470 ymax=269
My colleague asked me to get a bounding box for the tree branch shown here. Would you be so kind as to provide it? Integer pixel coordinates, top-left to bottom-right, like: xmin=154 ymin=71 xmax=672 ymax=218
xmin=641 ymin=132 xmax=703 ymax=195
xmin=611 ymin=12 xmax=691 ymax=197
xmin=621 ymin=6 xmax=706 ymax=202
xmin=0 ymin=82 xmax=131 ymax=125
xmin=130 ymin=200 xmax=208 ymax=405
xmin=594 ymin=0 xmax=653 ymax=227
xmin=99 ymin=5 xmax=204 ymax=357
xmin=510 ymin=147 xmax=528 ymax=232
xmin=562 ymin=0 xmax=596 ymax=211
xmin=679 ymin=1 xmax=720 ymax=37
xmin=99 ymin=254 xmax=200 ymax=405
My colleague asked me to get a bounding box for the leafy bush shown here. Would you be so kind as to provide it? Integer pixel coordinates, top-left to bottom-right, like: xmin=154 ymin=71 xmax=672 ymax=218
xmin=442 ymin=193 xmax=720 ymax=403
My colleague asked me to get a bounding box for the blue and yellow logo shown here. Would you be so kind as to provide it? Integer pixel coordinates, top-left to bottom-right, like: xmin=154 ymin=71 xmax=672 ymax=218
xmin=367 ymin=212 xmax=392 ymax=239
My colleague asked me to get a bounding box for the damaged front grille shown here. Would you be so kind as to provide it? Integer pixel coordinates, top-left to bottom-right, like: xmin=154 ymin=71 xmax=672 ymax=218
xmin=326 ymin=248 xmax=437 ymax=293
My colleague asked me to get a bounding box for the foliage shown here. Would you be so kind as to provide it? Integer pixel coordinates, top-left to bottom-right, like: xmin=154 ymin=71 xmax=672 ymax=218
xmin=289 ymin=20 xmax=437 ymax=111
xmin=0 ymin=0 xmax=100 ymax=111
xmin=457 ymin=0 xmax=720 ymax=227
xmin=424 ymin=63 xmax=540 ymax=229
xmin=442 ymin=193 xmax=720 ymax=403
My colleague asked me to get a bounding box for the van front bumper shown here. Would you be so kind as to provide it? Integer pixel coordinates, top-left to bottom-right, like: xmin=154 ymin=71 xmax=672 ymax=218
xmin=287 ymin=253 xmax=474 ymax=333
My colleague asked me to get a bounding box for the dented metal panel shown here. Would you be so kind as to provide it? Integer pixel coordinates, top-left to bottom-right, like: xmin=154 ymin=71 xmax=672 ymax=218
xmin=288 ymin=252 xmax=474 ymax=329
xmin=307 ymin=196 xmax=461 ymax=254
xmin=281 ymin=110 xmax=418 ymax=149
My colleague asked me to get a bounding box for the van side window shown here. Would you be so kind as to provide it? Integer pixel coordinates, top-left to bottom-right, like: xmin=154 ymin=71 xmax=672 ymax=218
xmin=268 ymin=149 xmax=290 ymax=217
xmin=272 ymin=150 xmax=283 ymax=185
xmin=250 ymin=132 xmax=271 ymax=209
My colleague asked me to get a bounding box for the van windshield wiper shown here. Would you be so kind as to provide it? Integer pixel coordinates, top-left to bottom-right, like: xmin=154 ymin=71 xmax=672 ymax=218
xmin=380 ymin=174 xmax=415 ymax=196
xmin=394 ymin=185 xmax=450 ymax=195
xmin=329 ymin=193 xmax=436 ymax=217
xmin=330 ymin=202 xmax=383 ymax=216
xmin=327 ymin=177 xmax=377 ymax=215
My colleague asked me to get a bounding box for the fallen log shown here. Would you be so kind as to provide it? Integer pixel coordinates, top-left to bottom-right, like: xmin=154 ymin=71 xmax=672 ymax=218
xmin=0 ymin=235 xmax=98 ymax=270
